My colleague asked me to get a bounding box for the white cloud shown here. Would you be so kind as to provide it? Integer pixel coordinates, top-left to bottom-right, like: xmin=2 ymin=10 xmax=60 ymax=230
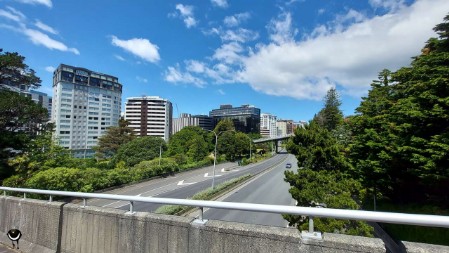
xmin=267 ymin=12 xmax=297 ymax=44
xmin=211 ymin=0 xmax=228 ymax=8
xmin=111 ymin=36 xmax=160 ymax=63
xmin=174 ymin=4 xmax=198 ymax=28
xmin=241 ymin=0 xmax=449 ymax=100
xmin=114 ymin=55 xmax=124 ymax=61
xmin=23 ymin=28 xmax=79 ymax=54
xmin=0 ymin=6 xmax=79 ymax=55
xmin=0 ymin=7 xmax=26 ymax=23
xmin=164 ymin=65 xmax=205 ymax=87
xmin=15 ymin=0 xmax=52 ymax=8
xmin=186 ymin=60 xmax=206 ymax=73
xmin=223 ymin=12 xmax=251 ymax=27
xmin=217 ymin=89 xmax=225 ymax=95
xmin=34 ymin=20 xmax=57 ymax=34
xmin=221 ymin=28 xmax=259 ymax=43
xmin=136 ymin=76 xmax=148 ymax=83
xmin=213 ymin=42 xmax=244 ymax=64
xmin=369 ymin=0 xmax=405 ymax=12
xmin=44 ymin=66 xmax=55 ymax=72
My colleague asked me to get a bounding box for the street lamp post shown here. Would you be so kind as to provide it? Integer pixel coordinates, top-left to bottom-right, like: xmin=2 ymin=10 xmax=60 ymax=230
xmin=159 ymin=144 xmax=162 ymax=166
xmin=207 ymin=129 xmax=235 ymax=189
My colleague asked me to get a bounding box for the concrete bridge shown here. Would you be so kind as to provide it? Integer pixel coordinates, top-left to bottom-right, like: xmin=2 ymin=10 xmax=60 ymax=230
xmin=0 ymin=196 xmax=447 ymax=253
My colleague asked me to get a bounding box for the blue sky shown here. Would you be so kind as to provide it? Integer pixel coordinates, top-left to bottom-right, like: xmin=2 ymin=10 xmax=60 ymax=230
xmin=1 ymin=0 xmax=448 ymax=121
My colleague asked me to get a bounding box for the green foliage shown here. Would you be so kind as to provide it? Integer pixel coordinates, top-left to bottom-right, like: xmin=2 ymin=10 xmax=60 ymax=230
xmin=0 ymin=90 xmax=49 ymax=180
xmin=287 ymin=122 xmax=352 ymax=173
xmin=24 ymin=167 xmax=108 ymax=192
xmin=112 ymin=136 xmax=166 ymax=167
xmin=313 ymin=87 xmax=343 ymax=131
xmin=131 ymin=158 xmax=179 ymax=180
xmin=350 ymin=15 xmax=449 ymax=204
xmin=0 ymin=49 xmax=42 ymax=90
xmin=94 ymin=118 xmax=135 ymax=159
xmin=168 ymin=126 xmax=210 ymax=163
xmin=213 ymin=119 xmax=235 ymax=133
xmin=284 ymin=169 xmax=372 ymax=236
xmin=216 ymin=131 xmax=238 ymax=161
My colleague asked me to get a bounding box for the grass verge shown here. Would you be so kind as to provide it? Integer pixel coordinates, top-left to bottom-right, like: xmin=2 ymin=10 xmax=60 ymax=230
xmin=155 ymin=174 xmax=251 ymax=215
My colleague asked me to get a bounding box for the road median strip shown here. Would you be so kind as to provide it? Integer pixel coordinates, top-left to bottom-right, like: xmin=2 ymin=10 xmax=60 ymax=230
xmin=155 ymin=174 xmax=252 ymax=215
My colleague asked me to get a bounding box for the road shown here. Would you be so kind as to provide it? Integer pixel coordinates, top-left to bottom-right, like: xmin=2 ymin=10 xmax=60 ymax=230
xmin=202 ymin=154 xmax=298 ymax=227
xmin=88 ymin=153 xmax=289 ymax=212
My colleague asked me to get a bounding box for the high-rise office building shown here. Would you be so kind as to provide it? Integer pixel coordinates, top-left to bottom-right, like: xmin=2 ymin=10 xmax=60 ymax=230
xmin=124 ymin=96 xmax=172 ymax=141
xmin=209 ymin=104 xmax=260 ymax=133
xmin=172 ymin=113 xmax=213 ymax=134
xmin=30 ymin=90 xmax=52 ymax=120
xmin=260 ymin=113 xmax=277 ymax=138
xmin=52 ymin=64 xmax=122 ymax=158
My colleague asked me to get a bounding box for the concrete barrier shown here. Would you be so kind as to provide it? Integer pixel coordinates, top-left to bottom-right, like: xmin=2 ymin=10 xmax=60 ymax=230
xmin=0 ymin=196 xmax=447 ymax=253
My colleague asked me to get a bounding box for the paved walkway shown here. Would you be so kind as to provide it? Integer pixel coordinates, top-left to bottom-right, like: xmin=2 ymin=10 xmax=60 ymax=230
xmin=0 ymin=243 xmax=17 ymax=253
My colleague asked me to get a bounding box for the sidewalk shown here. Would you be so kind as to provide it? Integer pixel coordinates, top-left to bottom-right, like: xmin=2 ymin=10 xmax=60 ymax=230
xmin=0 ymin=243 xmax=17 ymax=253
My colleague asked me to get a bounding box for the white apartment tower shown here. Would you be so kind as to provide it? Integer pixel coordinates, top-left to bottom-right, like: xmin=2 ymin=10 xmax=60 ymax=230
xmin=124 ymin=96 xmax=172 ymax=141
xmin=52 ymin=64 xmax=122 ymax=158
xmin=260 ymin=113 xmax=277 ymax=138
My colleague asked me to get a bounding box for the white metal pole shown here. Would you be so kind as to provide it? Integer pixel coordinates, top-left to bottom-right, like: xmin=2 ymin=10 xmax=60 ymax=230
xmin=212 ymin=133 xmax=217 ymax=189
xmin=159 ymin=144 xmax=162 ymax=166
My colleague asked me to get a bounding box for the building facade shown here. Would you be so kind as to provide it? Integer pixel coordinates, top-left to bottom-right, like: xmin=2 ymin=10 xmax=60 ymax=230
xmin=124 ymin=96 xmax=172 ymax=141
xmin=276 ymin=119 xmax=294 ymax=136
xmin=30 ymin=90 xmax=52 ymax=120
xmin=209 ymin=104 xmax=260 ymax=134
xmin=260 ymin=113 xmax=277 ymax=138
xmin=52 ymin=64 xmax=122 ymax=158
xmin=172 ymin=113 xmax=213 ymax=135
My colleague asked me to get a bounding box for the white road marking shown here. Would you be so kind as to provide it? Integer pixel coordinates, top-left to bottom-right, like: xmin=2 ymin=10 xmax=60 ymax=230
xmin=177 ymin=180 xmax=196 ymax=186
xmin=204 ymin=173 xmax=222 ymax=177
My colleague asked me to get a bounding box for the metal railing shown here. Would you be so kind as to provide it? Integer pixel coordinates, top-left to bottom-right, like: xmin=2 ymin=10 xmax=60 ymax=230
xmin=1 ymin=186 xmax=449 ymax=237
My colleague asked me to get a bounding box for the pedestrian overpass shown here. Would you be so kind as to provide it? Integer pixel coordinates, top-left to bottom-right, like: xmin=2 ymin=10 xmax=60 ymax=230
xmin=253 ymin=134 xmax=293 ymax=153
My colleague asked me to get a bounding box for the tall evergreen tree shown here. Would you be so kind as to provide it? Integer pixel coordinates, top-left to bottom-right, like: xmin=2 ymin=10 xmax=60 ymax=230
xmin=350 ymin=14 xmax=449 ymax=204
xmin=314 ymin=87 xmax=344 ymax=131
xmin=0 ymin=49 xmax=41 ymax=90
xmin=94 ymin=118 xmax=135 ymax=159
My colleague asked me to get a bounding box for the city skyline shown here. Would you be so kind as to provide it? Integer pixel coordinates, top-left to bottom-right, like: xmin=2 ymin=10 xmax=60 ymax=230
xmin=1 ymin=0 xmax=448 ymax=121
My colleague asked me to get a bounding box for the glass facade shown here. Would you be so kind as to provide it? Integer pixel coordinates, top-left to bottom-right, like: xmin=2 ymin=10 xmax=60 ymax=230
xmin=209 ymin=104 xmax=261 ymax=133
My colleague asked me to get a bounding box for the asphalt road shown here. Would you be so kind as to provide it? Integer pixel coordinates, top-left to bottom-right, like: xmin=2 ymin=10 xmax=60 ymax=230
xmin=88 ymin=153 xmax=289 ymax=212
xmin=203 ymin=154 xmax=298 ymax=227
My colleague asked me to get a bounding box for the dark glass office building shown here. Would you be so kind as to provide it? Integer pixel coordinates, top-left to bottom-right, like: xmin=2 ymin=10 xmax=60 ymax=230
xmin=209 ymin=104 xmax=261 ymax=133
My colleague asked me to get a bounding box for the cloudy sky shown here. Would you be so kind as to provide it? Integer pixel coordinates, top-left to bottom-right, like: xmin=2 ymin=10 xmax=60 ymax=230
xmin=1 ymin=0 xmax=448 ymax=121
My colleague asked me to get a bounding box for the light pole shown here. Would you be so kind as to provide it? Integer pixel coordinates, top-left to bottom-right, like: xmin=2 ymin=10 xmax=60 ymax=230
xmin=248 ymin=136 xmax=252 ymax=161
xmin=206 ymin=129 xmax=235 ymax=189
xmin=159 ymin=144 xmax=162 ymax=166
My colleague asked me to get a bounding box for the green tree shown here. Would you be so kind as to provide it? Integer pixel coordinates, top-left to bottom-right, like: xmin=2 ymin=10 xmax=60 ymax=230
xmin=350 ymin=15 xmax=449 ymax=204
xmin=287 ymin=122 xmax=352 ymax=173
xmin=0 ymin=90 xmax=49 ymax=180
xmin=112 ymin=136 xmax=166 ymax=167
xmin=186 ymin=135 xmax=209 ymax=162
xmin=0 ymin=49 xmax=41 ymax=90
xmin=313 ymin=87 xmax=343 ymax=131
xmin=168 ymin=126 xmax=209 ymax=162
xmin=213 ymin=119 xmax=235 ymax=133
xmin=7 ymin=131 xmax=72 ymax=179
xmin=94 ymin=118 xmax=135 ymax=159
xmin=284 ymin=169 xmax=372 ymax=236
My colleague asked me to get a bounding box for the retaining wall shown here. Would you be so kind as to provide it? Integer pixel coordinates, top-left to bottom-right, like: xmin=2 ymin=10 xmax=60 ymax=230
xmin=0 ymin=196 xmax=447 ymax=253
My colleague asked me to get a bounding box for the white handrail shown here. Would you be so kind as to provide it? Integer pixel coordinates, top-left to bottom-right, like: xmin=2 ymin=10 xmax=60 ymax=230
xmin=1 ymin=186 xmax=448 ymax=228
